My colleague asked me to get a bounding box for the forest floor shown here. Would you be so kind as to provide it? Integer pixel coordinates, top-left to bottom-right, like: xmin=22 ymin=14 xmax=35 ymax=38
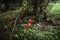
xmin=0 ymin=2 xmax=60 ymax=40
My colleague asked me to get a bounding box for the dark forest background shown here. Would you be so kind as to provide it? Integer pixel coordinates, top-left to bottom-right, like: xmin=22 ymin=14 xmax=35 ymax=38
xmin=0 ymin=0 xmax=60 ymax=40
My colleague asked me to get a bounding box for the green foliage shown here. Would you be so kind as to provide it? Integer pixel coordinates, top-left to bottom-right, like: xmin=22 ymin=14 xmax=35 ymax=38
xmin=0 ymin=0 xmax=60 ymax=40
xmin=49 ymin=3 xmax=60 ymax=15
xmin=28 ymin=6 xmax=34 ymax=13
xmin=46 ymin=2 xmax=60 ymax=23
xmin=12 ymin=25 xmax=57 ymax=40
xmin=46 ymin=2 xmax=60 ymax=16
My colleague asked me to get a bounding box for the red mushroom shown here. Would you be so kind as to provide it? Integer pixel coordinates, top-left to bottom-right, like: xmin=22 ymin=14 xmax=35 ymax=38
xmin=24 ymin=24 xmax=28 ymax=28
xmin=28 ymin=19 xmax=32 ymax=23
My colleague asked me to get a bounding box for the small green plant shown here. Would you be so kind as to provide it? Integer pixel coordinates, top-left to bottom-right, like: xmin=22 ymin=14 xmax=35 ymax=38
xmin=12 ymin=19 xmax=58 ymax=40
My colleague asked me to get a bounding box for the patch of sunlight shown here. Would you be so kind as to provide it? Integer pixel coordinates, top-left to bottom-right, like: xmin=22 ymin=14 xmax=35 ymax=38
xmin=48 ymin=3 xmax=60 ymax=15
